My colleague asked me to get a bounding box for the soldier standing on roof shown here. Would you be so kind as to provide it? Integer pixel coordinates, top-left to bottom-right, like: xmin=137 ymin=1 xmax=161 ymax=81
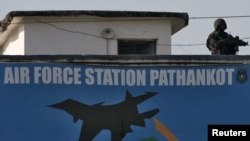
xmin=206 ymin=18 xmax=248 ymax=55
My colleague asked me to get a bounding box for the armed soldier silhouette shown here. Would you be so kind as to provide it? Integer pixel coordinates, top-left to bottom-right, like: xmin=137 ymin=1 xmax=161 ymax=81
xmin=206 ymin=18 xmax=248 ymax=55
xmin=49 ymin=90 xmax=159 ymax=141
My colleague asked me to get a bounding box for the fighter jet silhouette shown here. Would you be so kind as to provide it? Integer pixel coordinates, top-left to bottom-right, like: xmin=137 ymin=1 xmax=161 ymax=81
xmin=49 ymin=90 xmax=159 ymax=141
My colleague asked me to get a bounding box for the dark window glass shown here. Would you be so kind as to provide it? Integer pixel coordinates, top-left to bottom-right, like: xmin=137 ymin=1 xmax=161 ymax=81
xmin=118 ymin=40 xmax=156 ymax=55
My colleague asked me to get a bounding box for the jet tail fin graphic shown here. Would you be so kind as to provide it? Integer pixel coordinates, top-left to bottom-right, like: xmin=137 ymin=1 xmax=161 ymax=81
xmin=125 ymin=90 xmax=158 ymax=104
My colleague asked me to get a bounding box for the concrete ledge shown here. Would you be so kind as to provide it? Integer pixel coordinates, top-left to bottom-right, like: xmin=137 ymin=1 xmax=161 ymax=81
xmin=0 ymin=55 xmax=250 ymax=65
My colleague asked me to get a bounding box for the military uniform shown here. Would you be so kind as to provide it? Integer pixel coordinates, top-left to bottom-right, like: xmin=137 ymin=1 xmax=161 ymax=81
xmin=206 ymin=18 xmax=248 ymax=55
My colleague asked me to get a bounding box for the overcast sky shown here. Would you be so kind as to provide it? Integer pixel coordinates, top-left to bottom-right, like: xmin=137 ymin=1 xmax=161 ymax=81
xmin=1 ymin=0 xmax=250 ymax=55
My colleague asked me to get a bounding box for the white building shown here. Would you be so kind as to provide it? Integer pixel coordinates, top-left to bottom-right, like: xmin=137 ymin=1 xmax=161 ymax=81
xmin=0 ymin=10 xmax=188 ymax=55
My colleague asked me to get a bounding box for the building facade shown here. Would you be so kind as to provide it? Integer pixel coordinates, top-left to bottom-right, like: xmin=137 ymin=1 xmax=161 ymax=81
xmin=0 ymin=10 xmax=188 ymax=55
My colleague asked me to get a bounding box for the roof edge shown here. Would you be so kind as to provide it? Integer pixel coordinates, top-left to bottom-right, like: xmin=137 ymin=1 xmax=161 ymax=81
xmin=1 ymin=10 xmax=188 ymax=32
xmin=6 ymin=10 xmax=188 ymax=18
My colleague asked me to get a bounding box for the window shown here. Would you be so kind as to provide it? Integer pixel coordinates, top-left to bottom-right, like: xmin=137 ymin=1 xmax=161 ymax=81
xmin=118 ymin=40 xmax=156 ymax=55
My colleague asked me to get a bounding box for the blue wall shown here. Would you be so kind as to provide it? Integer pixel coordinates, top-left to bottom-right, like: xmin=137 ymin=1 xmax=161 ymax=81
xmin=0 ymin=62 xmax=249 ymax=141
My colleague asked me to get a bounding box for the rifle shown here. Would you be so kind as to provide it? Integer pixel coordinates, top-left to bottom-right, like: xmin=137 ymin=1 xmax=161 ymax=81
xmin=234 ymin=36 xmax=248 ymax=53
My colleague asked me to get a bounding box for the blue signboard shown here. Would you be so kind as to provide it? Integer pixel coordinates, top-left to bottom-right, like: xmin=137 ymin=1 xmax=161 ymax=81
xmin=0 ymin=62 xmax=250 ymax=141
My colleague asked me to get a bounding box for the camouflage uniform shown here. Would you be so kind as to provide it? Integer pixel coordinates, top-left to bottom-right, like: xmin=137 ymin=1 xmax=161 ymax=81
xmin=206 ymin=18 xmax=248 ymax=55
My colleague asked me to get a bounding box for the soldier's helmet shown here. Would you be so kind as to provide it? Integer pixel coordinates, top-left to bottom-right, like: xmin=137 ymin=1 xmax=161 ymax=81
xmin=214 ymin=18 xmax=227 ymax=30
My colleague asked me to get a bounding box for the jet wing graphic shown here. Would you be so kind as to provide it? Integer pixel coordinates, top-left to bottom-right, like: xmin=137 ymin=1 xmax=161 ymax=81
xmin=49 ymin=90 xmax=159 ymax=141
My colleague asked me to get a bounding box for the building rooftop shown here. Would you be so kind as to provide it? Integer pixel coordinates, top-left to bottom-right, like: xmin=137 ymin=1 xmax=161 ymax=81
xmin=0 ymin=10 xmax=189 ymax=34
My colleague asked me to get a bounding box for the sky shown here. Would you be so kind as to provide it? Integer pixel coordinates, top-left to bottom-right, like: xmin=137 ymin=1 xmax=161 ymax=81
xmin=1 ymin=0 xmax=250 ymax=55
